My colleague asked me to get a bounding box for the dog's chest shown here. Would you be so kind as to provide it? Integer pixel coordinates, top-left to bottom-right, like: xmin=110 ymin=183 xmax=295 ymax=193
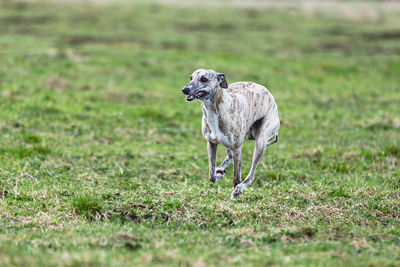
xmin=201 ymin=111 xmax=234 ymax=147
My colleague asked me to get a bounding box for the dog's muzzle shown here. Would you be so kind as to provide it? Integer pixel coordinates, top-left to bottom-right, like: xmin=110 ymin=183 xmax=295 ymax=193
xmin=182 ymin=86 xmax=207 ymax=102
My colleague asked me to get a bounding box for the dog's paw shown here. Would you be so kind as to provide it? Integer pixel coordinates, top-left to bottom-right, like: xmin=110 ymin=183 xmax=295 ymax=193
xmin=216 ymin=168 xmax=226 ymax=179
xmin=230 ymin=193 xmax=241 ymax=200
xmin=231 ymin=183 xmax=245 ymax=200
xmin=210 ymin=169 xmax=226 ymax=183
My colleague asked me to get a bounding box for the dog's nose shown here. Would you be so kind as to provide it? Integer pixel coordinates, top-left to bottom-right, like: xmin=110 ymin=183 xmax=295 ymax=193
xmin=182 ymin=86 xmax=190 ymax=95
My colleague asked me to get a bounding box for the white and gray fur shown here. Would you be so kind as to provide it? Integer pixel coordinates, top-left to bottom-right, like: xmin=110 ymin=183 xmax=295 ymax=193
xmin=182 ymin=69 xmax=280 ymax=199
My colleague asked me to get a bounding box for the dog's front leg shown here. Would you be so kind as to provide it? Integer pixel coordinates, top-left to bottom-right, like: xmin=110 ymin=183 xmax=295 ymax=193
xmin=207 ymin=142 xmax=219 ymax=183
xmin=231 ymin=146 xmax=242 ymax=189
xmin=215 ymin=149 xmax=232 ymax=179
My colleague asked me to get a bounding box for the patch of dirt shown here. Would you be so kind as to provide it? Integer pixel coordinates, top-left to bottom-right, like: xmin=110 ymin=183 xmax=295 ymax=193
xmin=318 ymin=42 xmax=349 ymax=52
xmin=46 ymin=76 xmax=70 ymax=90
xmin=0 ymin=1 xmax=29 ymax=10
xmin=9 ymin=212 xmax=65 ymax=230
xmin=364 ymin=31 xmax=400 ymax=40
xmin=280 ymin=226 xmax=317 ymax=243
xmin=109 ymin=204 xmax=154 ymax=223
xmin=175 ymin=22 xmax=236 ymax=33
xmin=157 ymin=169 xmax=180 ymax=180
xmin=0 ymin=190 xmax=8 ymax=198
xmin=67 ymin=35 xmax=118 ymax=45
xmin=342 ymin=151 xmax=358 ymax=159
xmin=1 ymin=15 xmax=54 ymax=25
xmin=351 ymin=237 xmax=371 ymax=250
xmin=307 ymin=205 xmax=342 ymax=218
xmin=65 ymin=35 xmax=148 ymax=46
xmin=160 ymin=41 xmax=187 ymax=50
xmin=108 ymin=233 xmax=142 ymax=250
xmin=292 ymin=145 xmax=323 ymax=158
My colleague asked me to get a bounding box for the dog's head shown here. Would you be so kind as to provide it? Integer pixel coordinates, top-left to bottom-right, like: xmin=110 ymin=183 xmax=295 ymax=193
xmin=182 ymin=69 xmax=228 ymax=102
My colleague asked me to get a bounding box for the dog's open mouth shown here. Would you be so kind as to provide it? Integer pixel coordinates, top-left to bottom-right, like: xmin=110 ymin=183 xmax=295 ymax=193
xmin=186 ymin=91 xmax=207 ymax=102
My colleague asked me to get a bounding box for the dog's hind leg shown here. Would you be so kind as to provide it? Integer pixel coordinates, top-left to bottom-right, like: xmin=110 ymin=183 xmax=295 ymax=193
xmin=232 ymin=146 xmax=243 ymax=188
xmin=231 ymin=120 xmax=278 ymax=200
xmin=231 ymin=138 xmax=267 ymax=199
xmin=215 ymin=149 xmax=232 ymax=180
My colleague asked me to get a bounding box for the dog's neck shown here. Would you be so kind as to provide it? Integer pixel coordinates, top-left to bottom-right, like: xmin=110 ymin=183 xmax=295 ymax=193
xmin=200 ymin=87 xmax=232 ymax=144
xmin=201 ymin=86 xmax=232 ymax=138
xmin=201 ymin=87 xmax=231 ymax=116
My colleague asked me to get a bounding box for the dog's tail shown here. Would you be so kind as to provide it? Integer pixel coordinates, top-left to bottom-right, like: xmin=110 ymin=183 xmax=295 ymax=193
xmin=264 ymin=101 xmax=280 ymax=147
xmin=267 ymin=135 xmax=278 ymax=146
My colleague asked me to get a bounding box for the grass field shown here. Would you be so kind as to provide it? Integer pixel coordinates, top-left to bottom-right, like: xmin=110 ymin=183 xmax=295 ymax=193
xmin=0 ymin=0 xmax=399 ymax=266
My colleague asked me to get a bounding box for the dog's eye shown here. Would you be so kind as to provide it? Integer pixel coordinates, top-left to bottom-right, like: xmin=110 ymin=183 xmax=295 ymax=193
xmin=200 ymin=76 xmax=208 ymax=83
xmin=189 ymin=75 xmax=193 ymax=81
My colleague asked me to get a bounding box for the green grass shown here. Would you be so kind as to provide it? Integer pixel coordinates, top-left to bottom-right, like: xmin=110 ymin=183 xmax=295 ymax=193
xmin=0 ymin=0 xmax=399 ymax=266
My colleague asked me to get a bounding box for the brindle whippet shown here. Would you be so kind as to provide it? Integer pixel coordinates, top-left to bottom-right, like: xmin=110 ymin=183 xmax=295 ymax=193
xmin=182 ymin=69 xmax=280 ymax=199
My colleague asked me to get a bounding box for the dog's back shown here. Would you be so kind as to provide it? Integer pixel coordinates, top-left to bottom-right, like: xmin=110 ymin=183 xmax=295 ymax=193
xmin=227 ymin=82 xmax=279 ymax=137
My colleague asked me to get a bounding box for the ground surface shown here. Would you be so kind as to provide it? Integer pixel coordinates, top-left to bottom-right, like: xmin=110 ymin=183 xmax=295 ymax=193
xmin=0 ymin=0 xmax=399 ymax=266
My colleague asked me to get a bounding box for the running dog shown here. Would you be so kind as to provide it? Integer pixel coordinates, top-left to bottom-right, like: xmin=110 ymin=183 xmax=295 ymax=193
xmin=182 ymin=69 xmax=280 ymax=199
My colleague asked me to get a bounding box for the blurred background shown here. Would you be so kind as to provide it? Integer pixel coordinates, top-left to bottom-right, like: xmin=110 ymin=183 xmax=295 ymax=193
xmin=1 ymin=0 xmax=398 ymax=159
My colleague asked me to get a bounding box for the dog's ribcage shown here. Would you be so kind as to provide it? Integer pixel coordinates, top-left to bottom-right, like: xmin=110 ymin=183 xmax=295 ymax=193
xmin=201 ymin=82 xmax=279 ymax=150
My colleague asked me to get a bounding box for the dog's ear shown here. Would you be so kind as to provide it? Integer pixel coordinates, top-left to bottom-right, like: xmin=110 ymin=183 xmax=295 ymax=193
xmin=217 ymin=73 xmax=228 ymax=89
